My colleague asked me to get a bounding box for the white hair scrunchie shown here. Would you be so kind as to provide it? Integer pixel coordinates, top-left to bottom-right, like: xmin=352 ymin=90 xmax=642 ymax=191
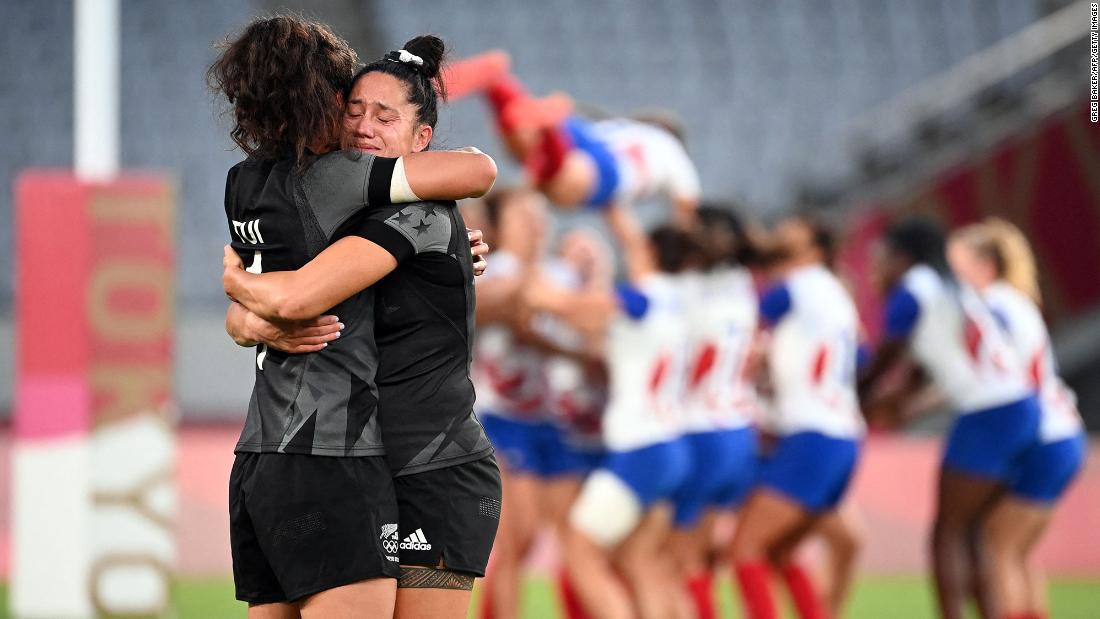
xmin=390 ymin=49 xmax=424 ymax=66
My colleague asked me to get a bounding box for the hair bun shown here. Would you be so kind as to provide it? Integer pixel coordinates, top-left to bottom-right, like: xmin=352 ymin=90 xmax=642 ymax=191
xmin=401 ymin=35 xmax=445 ymax=79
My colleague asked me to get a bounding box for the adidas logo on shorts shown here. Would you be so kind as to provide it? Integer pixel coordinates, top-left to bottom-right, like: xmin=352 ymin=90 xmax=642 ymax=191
xmin=400 ymin=528 xmax=432 ymax=551
xmin=380 ymin=523 xmax=399 ymax=558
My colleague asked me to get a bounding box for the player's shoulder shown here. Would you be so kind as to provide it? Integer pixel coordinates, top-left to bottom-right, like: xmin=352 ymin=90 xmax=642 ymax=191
xmin=227 ymin=156 xmax=281 ymax=183
xmin=225 ymin=157 xmax=288 ymax=215
xmin=375 ymin=200 xmax=457 ymax=254
xmin=986 ymin=282 xmax=1044 ymax=328
xmin=298 ymin=150 xmax=373 ymax=200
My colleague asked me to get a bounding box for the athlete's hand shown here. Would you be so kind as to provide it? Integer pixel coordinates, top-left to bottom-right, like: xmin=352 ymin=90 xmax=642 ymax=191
xmin=222 ymin=245 xmax=246 ymax=301
xmin=468 ymin=228 xmax=489 ymax=276
xmin=247 ymin=312 xmax=344 ymax=354
xmin=223 ymin=244 xmax=244 ymax=270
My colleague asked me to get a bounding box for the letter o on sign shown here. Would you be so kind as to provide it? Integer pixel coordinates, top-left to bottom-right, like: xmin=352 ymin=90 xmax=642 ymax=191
xmin=90 ymin=554 xmax=172 ymax=616
xmin=88 ymin=260 xmax=171 ymax=341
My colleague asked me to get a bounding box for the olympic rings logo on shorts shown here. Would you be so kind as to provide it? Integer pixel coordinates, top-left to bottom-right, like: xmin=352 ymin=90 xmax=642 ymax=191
xmin=383 ymin=540 xmax=398 ymax=553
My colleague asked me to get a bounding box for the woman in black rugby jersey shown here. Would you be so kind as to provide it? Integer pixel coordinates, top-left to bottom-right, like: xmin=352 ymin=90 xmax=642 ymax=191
xmin=222 ymin=34 xmax=503 ymax=619
xmin=209 ymin=18 xmax=495 ymax=619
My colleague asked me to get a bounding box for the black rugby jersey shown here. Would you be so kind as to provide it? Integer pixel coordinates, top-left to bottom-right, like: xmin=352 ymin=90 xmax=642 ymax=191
xmin=225 ymin=151 xmax=397 ymax=457
xmin=353 ymin=201 xmax=493 ymax=476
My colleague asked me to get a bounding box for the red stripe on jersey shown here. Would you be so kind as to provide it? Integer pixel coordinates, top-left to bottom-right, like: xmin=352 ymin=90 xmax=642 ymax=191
xmin=485 ymin=362 xmax=527 ymax=394
xmin=964 ymin=316 xmax=982 ymax=363
xmin=690 ymin=343 xmax=717 ymax=389
xmin=811 ymin=345 xmax=829 ymax=385
xmin=649 ymin=355 xmax=670 ymax=395
xmin=1030 ymin=350 xmax=1045 ymax=388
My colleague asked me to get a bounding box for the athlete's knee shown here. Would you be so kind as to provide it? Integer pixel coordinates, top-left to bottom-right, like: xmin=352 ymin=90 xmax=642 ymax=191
xmin=830 ymin=526 xmax=863 ymax=558
xmin=766 ymin=545 xmax=792 ymax=567
xmin=569 ymin=470 xmax=643 ymax=548
xmin=730 ymin=526 xmax=769 ymax=562
xmin=398 ymin=566 xmax=476 ymax=591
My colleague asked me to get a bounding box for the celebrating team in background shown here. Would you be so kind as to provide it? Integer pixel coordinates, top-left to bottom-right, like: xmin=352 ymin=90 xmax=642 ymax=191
xmin=210 ymin=15 xmax=1085 ymax=619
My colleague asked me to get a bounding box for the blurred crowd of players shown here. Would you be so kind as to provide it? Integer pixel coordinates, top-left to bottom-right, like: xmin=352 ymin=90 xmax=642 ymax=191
xmin=447 ymin=50 xmax=1086 ymax=619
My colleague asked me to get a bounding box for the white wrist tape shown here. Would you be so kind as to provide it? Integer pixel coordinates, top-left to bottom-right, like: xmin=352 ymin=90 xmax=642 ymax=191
xmin=390 ymin=156 xmax=421 ymax=203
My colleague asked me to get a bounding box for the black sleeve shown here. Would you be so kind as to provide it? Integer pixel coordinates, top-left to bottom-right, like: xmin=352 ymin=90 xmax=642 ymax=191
xmin=366 ymin=156 xmax=397 ymax=207
xmin=299 ymin=151 xmax=400 ymax=241
xmin=345 ymin=201 xmax=456 ymax=264
xmin=357 ymin=218 xmax=416 ymax=263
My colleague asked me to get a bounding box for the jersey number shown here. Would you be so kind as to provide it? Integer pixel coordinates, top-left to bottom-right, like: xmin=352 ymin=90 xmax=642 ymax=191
xmin=246 ymin=251 xmax=267 ymax=370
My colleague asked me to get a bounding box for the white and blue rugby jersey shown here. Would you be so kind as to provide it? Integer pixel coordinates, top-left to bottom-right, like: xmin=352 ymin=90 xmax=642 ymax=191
xmin=603 ymin=274 xmax=689 ymax=451
xmin=762 ymin=265 xmax=864 ymax=439
xmin=471 ymin=250 xmax=549 ymax=420
xmin=682 ymin=268 xmax=760 ymax=433
xmin=588 ymin=119 xmax=700 ymax=205
xmin=884 ymin=265 xmax=1031 ymax=414
xmin=984 ymin=281 xmax=1082 ymax=442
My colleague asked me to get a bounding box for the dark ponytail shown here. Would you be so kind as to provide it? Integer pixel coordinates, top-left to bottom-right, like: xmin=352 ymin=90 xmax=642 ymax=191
xmin=885 ymin=216 xmax=952 ymax=278
xmin=797 ymin=215 xmax=838 ymax=270
xmin=649 ymin=225 xmax=704 ymax=274
xmin=695 ymin=203 xmax=760 ymax=268
xmin=353 ymin=35 xmax=447 ymax=131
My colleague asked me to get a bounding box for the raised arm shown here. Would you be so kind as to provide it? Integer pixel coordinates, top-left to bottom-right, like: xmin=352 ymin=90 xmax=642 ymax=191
xmin=399 ymin=148 xmax=497 ymax=200
xmin=604 ymin=204 xmax=656 ymax=284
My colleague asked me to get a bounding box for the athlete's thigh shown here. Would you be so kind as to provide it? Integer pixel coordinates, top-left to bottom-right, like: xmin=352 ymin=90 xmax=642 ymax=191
xmin=731 ymin=488 xmax=814 ymax=559
xmin=541 ymin=151 xmax=598 ymax=207
xmin=298 ymin=578 xmax=396 ymax=619
xmin=616 ymin=502 xmax=674 ymax=562
xmin=540 ymin=474 xmax=583 ymax=529
xmin=983 ymin=495 xmax=1052 ymax=552
xmin=936 ymin=467 xmax=1005 ymax=529
xmin=394 ymin=566 xmax=475 ymax=619
xmin=247 ymin=602 xmax=300 ymax=619
xmin=500 ymin=469 xmax=541 ymax=539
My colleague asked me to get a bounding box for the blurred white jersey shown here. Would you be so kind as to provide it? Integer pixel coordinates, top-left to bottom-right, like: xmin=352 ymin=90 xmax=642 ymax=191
xmin=590 ymin=119 xmax=700 ymax=205
xmin=603 ymin=274 xmax=688 ymax=451
xmin=899 ymin=266 xmax=1031 ymax=413
xmin=984 ymin=281 xmax=1082 ymax=442
xmin=534 ymin=260 xmax=606 ymax=446
xmin=471 ymin=250 xmax=548 ymax=419
xmin=682 ymin=268 xmax=759 ymax=433
xmin=545 ymin=356 xmax=606 ymax=448
xmin=767 ymin=265 xmax=864 ymax=439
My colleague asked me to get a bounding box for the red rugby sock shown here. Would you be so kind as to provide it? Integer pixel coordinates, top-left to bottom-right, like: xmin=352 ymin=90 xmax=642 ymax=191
xmin=486 ymin=74 xmax=529 ymax=133
xmin=524 ymin=126 xmax=572 ymax=185
xmin=781 ymin=564 xmax=831 ymax=619
xmin=735 ymin=561 xmax=777 ymax=619
xmin=442 ymin=50 xmax=510 ymax=101
xmin=556 ymin=568 xmax=590 ymax=619
xmin=686 ymin=571 xmax=717 ymax=619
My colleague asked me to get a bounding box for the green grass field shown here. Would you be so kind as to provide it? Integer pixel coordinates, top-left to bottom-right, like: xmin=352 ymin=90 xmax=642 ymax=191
xmin=2 ymin=576 xmax=1094 ymax=618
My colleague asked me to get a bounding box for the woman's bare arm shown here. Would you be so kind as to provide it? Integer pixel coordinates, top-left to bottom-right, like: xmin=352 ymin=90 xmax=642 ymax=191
xmin=401 ymin=148 xmax=497 ymax=200
xmin=223 ymin=238 xmax=397 ymax=323
xmin=224 ymin=301 xmax=343 ymax=353
xmin=604 ymin=204 xmax=656 ymax=284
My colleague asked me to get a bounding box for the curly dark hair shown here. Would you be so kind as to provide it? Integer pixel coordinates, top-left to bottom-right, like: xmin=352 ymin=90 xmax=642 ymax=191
xmin=207 ymin=15 xmax=358 ymax=164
